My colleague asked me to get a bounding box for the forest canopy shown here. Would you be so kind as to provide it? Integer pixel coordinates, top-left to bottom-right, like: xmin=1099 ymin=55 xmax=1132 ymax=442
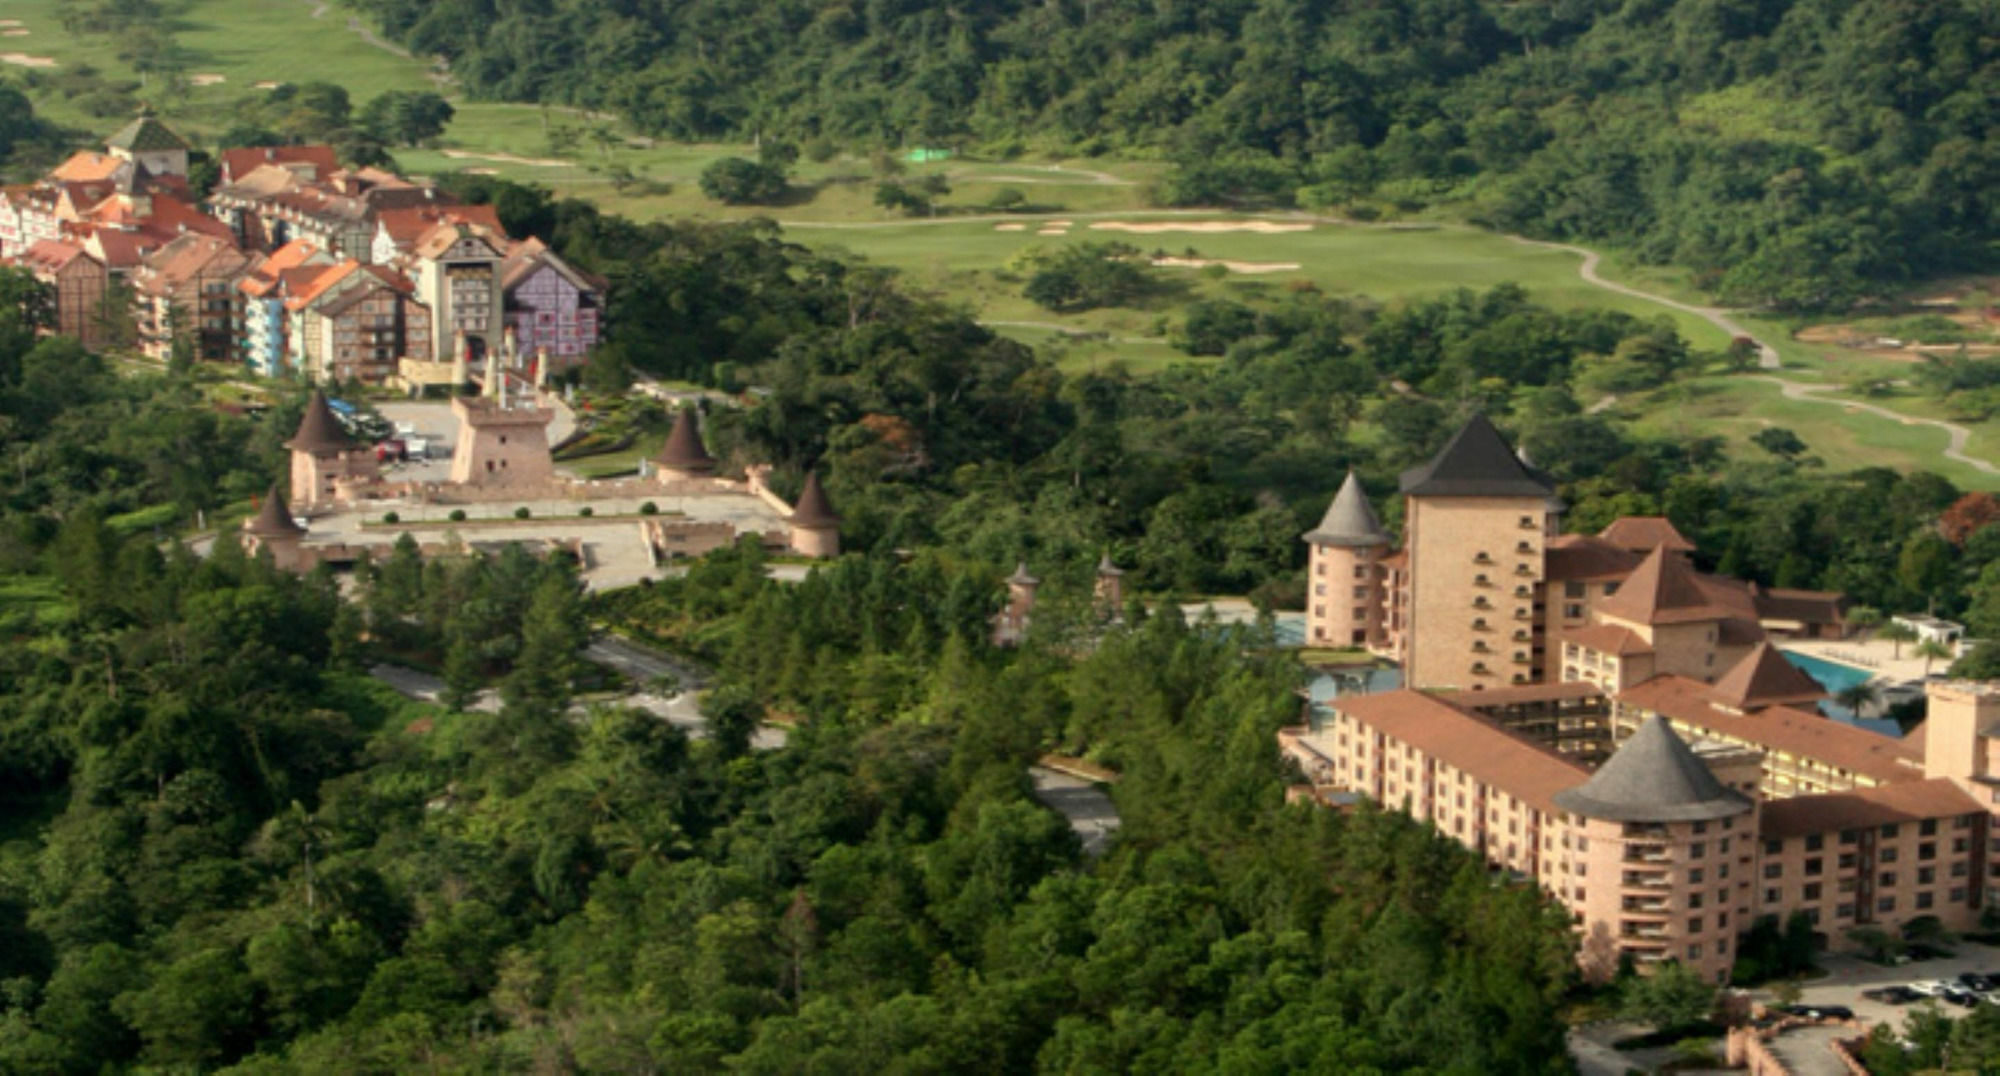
xmin=337 ymin=0 xmax=1998 ymax=308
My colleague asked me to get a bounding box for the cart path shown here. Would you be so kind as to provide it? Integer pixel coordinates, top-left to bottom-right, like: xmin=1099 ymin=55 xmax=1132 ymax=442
xmin=1754 ymin=376 xmax=2000 ymax=476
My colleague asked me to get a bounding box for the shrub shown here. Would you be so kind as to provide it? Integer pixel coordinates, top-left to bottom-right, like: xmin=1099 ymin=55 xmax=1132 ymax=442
xmin=382 ymin=511 xmax=399 ymax=524
xmin=448 ymin=509 xmax=467 ymax=522
xmin=579 ymin=506 xmax=594 ymax=517
xmin=640 ymin=501 xmax=659 ymax=516
xmin=514 ymin=506 xmax=531 ymax=519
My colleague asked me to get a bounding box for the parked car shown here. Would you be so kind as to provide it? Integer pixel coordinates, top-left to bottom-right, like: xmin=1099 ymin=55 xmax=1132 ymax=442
xmin=1908 ymin=980 xmax=1954 ymax=996
xmin=1959 ymin=972 xmax=1994 ymax=992
xmin=1875 ymin=987 xmax=1923 ymax=1005
xmin=1944 ymin=989 xmax=1980 ymax=1008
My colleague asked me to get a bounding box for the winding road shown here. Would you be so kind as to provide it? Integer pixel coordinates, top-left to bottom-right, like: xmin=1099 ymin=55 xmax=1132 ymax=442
xmin=1504 ymin=236 xmax=1781 ymax=369
xmin=1753 ymin=377 xmax=1999 ymax=476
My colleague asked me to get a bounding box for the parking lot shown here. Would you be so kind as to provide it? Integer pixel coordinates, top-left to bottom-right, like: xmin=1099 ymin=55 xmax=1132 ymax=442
xmin=1773 ymin=940 xmax=2000 ymax=1030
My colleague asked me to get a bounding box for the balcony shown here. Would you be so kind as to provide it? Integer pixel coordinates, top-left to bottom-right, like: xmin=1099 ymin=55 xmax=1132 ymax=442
xmin=1620 ymin=924 xmax=1669 ymax=941
xmin=1624 ymin=845 xmax=1671 ymax=864
xmin=1620 ymin=896 xmax=1670 ymax=914
xmin=1622 ymin=872 xmax=1672 ymax=890
xmin=1514 ymin=565 xmax=1536 ymax=577
xmin=1473 ymin=552 xmax=1494 ymax=565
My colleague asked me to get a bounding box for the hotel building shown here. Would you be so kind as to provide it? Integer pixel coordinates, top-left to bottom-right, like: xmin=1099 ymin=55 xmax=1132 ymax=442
xmin=1286 ymin=416 xmax=1994 ymax=983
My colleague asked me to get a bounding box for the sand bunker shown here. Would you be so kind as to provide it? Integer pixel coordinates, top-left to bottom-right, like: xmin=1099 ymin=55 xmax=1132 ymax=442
xmin=440 ymin=149 xmax=568 ymax=168
xmin=1036 ymin=228 xmax=1070 ymax=236
xmin=1151 ymin=256 xmax=1301 ymax=274
xmin=1090 ymin=220 xmax=1313 ymax=235
xmin=0 ymin=53 xmax=55 ymax=68
xmin=463 ymin=168 xmax=499 ymax=176
xmin=2 ymin=29 xmax=28 ymax=37
xmin=993 ymin=222 xmax=1026 ymax=232
xmin=0 ymin=20 xmax=21 ymax=27
xmin=253 ymin=80 xmax=282 ymax=90
xmin=191 ymin=73 xmax=225 ymax=86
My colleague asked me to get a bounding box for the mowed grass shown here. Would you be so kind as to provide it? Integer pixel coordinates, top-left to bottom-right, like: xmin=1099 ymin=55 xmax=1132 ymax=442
xmin=3 ymin=0 xmax=435 ymax=135
xmin=1621 ymin=376 xmax=1999 ymax=490
xmin=795 ymin=217 xmax=1732 ymax=353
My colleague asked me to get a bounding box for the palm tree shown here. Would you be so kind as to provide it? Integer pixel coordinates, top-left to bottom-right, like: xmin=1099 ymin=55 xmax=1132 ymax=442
xmin=1878 ymin=620 xmax=1918 ymax=660
xmin=1835 ymin=680 xmax=1882 ymax=717
xmin=1913 ymin=638 xmax=1955 ymax=677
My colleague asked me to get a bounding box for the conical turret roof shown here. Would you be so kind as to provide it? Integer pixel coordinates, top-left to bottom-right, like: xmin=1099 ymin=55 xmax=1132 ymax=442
xmin=1399 ymin=413 xmax=1556 ymax=498
xmin=1552 ymin=715 xmax=1752 ymax=822
xmin=244 ymin=483 xmax=305 ymax=538
xmin=1007 ymin=562 xmax=1040 ymax=587
xmin=656 ymin=406 xmax=716 ymax=471
xmin=790 ymin=471 xmax=841 ymax=527
xmin=1304 ymin=470 xmax=1388 ymax=547
xmin=1707 ymin=642 xmax=1828 ymax=711
xmin=285 ymin=390 xmax=354 ymax=453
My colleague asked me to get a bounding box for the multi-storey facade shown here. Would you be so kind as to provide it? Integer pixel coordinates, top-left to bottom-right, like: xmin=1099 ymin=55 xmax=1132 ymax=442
xmin=409 ymin=222 xmax=506 ymax=366
xmin=1285 ymin=415 xmax=1993 ymax=984
xmin=131 ymin=233 xmax=253 ymax=363
xmin=11 ymin=240 xmax=109 ymax=349
xmin=282 ymin=260 xmax=433 ymax=385
xmin=499 ymin=237 xmax=605 ymax=373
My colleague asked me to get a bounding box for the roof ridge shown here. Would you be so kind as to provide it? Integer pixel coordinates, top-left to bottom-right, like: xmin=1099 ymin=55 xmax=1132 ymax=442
xmin=1553 ymin=714 xmax=1752 ymax=822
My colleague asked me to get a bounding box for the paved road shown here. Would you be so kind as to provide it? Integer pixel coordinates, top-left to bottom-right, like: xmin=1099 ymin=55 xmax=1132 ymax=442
xmin=1028 ymin=767 xmax=1120 ymax=857
xmin=1755 ymin=376 xmax=2000 ymax=476
xmin=368 ymin=634 xmax=787 ymax=749
xmin=1764 ymin=1024 xmax=1853 ymax=1076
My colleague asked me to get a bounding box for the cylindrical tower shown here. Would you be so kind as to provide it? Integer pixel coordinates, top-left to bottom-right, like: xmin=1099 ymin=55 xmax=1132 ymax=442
xmin=1303 ymin=470 xmax=1389 ymax=649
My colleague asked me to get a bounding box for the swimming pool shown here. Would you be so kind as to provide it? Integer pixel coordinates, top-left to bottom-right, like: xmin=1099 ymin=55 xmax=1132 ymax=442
xmin=1782 ymin=649 xmax=1875 ymax=695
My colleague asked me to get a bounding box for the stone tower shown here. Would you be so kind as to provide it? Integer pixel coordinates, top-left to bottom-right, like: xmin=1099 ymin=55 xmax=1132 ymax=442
xmin=1303 ymin=469 xmax=1389 ymax=650
xmin=286 ymin=389 xmax=376 ymax=509
xmin=242 ymin=482 xmax=307 ymax=571
xmin=1395 ymin=414 xmax=1556 ymax=691
xmin=450 ymin=394 xmax=555 ymax=486
xmin=787 ymin=471 xmax=841 ymax=558
xmin=994 ymin=562 xmax=1039 ymax=646
xmin=1094 ymin=553 xmax=1125 ymax=614
xmin=655 ymin=406 xmax=717 ymax=484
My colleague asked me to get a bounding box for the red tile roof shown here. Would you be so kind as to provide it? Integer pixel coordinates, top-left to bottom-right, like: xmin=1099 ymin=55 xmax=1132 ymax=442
xmin=1545 ymin=534 xmax=1643 ymax=582
xmin=16 ymin=239 xmax=94 ymax=274
xmin=219 ymin=145 xmax=339 ymax=185
xmin=1706 ymin=643 xmax=1828 ymax=711
xmin=374 ymin=203 xmax=502 ymax=251
xmin=1761 ymin=779 xmax=1983 ymax=840
xmin=1618 ymin=674 xmax=1922 ymax=785
xmin=1331 ymin=689 xmax=1589 ymax=812
xmin=1566 ymin=623 xmax=1654 ymax=657
xmin=1599 ymin=516 xmax=1697 ymax=554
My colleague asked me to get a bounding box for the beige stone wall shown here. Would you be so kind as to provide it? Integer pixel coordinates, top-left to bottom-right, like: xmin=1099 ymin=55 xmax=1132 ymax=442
xmin=1307 ymin=542 xmax=1386 ymax=648
xmin=291 ymin=448 xmax=378 ymax=510
xmin=1403 ymin=495 xmax=1547 ymax=691
xmin=791 ymin=524 xmax=839 ymax=559
xmin=1756 ymin=814 xmax=1985 ymax=948
xmin=450 ymin=399 xmax=554 ymax=486
xmin=1925 ymin=682 xmax=2000 ymax=783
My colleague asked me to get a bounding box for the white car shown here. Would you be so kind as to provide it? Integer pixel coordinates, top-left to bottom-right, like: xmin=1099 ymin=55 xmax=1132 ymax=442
xmin=1908 ymin=981 xmax=1954 ymax=997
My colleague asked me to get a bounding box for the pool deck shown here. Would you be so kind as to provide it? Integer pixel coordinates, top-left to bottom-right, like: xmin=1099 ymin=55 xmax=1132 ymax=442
xmin=1784 ymin=636 xmax=1948 ymax=693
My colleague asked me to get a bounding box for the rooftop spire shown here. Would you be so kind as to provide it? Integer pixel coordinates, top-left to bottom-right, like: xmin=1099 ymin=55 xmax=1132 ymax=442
xmin=285 ymin=390 xmax=354 ymax=453
xmin=244 ymin=483 xmax=306 ymax=538
xmin=1552 ymin=715 xmax=1752 ymax=822
xmin=656 ymin=406 xmax=716 ymax=472
xmin=1303 ymin=469 xmax=1388 ymax=547
xmin=790 ymin=471 xmax=840 ymax=527
xmin=1398 ymin=413 xmax=1556 ymax=498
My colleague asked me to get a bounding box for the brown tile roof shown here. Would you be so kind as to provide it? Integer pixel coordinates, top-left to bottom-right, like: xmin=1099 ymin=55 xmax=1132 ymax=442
xmin=374 ymin=203 xmax=502 ymax=250
xmin=283 ymin=261 xmax=360 ymax=311
xmin=1567 ymin=623 xmax=1654 ymax=657
xmin=1751 ymin=585 xmax=1849 ymax=627
xmin=1600 ymin=546 xmax=1737 ymax=625
xmin=1331 ymin=689 xmax=1588 ymax=812
xmin=790 ymin=472 xmax=840 ymax=527
xmin=1707 ymin=643 xmax=1828 ymax=711
xmin=78 ymin=226 xmax=152 ymax=271
xmin=136 ymin=233 xmax=243 ymax=295
xmin=1599 ymin=516 xmax=1697 ymax=554
xmin=1760 ymin=779 xmax=1983 ymax=840
xmin=17 ymin=239 xmax=93 ymax=274
xmin=219 ymin=145 xmax=339 ymax=184
xmin=1617 ymin=674 xmax=1922 ymax=784
xmin=286 ymin=390 xmax=355 ymax=453
xmin=1545 ymin=534 xmax=1643 ymax=582
xmin=238 ymin=239 xmax=327 ymax=297
xmin=244 ymin=483 xmax=306 ymax=538
xmin=412 ymin=220 xmax=504 ymax=261
xmin=657 ymin=407 xmax=716 ymax=470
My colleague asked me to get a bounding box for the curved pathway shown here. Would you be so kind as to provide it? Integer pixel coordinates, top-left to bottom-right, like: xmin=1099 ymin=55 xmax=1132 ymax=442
xmin=1504 ymin=236 xmax=1779 ymax=369
xmin=1754 ymin=377 xmax=1999 ymax=476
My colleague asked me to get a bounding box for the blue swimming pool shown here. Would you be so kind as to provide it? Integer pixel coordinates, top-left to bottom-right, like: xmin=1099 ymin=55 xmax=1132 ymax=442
xmin=1782 ymin=649 xmax=1875 ymax=694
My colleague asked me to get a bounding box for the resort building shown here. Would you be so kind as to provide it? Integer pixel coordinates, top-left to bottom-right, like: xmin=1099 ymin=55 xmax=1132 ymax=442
xmin=8 ymin=239 xmax=109 ymax=349
xmin=1284 ymin=414 xmax=1993 ymax=983
xmin=131 ymin=233 xmax=254 ymax=363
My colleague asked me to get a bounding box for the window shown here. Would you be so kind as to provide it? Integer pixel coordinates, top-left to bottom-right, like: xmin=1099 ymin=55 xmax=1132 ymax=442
xmin=1917 ymin=892 xmax=1934 ymax=910
xmin=1687 ymin=917 xmax=1703 ymax=934
xmin=1953 ymin=887 xmax=1968 ymax=902
xmin=1806 ymin=834 xmax=1824 ymax=851
xmin=1879 ymin=896 xmax=1896 ymax=913
xmin=1919 ymin=867 xmax=1936 ymax=885
xmin=1564 ymin=603 xmax=1583 ymax=618
xmin=1764 ymin=887 xmax=1780 ymax=904
xmin=1764 ymin=839 xmax=1783 ymax=855
xmin=1564 ymin=581 xmax=1585 ymax=598
xmin=1838 ymin=853 xmax=1857 ymax=869
xmin=1805 ymin=858 xmax=1823 ymax=876
xmin=1881 ymin=847 xmax=1899 ymax=863
xmin=1689 ymin=892 xmax=1703 ymax=909
xmin=1837 ymin=904 xmax=1855 ymax=919
xmin=1804 ymin=883 xmax=1821 ymax=900
xmin=1880 ymin=871 xmax=1897 ymax=887
xmin=1881 ymin=823 xmax=1900 ymax=838
xmin=1921 ymin=819 xmax=1938 ymax=836
xmin=1689 ymin=868 xmax=1704 ymax=884
xmin=1353 ymin=586 xmax=1371 ymax=599
xmin=1840 ymin=830 xmax=1859 ymax=845
xmin=1763 ymin=863 xmax=1782 ymax=880
xmin=1920 ymin=843 xmax=1936 ymax=861
xmin=1687 ymin=944 xmax=1701 ymax=961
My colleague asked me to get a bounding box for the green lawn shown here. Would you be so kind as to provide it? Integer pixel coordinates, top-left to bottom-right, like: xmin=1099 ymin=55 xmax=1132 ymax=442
xmin=5 ymin=0 xmax=436 ymax=135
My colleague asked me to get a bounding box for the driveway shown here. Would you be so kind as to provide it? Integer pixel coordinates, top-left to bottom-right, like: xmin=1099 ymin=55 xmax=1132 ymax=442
xmin=1773 ymin=942 xmax=2000 ymax=1030
xmin=1028 ymin=767 xmax=1120 ymax=856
